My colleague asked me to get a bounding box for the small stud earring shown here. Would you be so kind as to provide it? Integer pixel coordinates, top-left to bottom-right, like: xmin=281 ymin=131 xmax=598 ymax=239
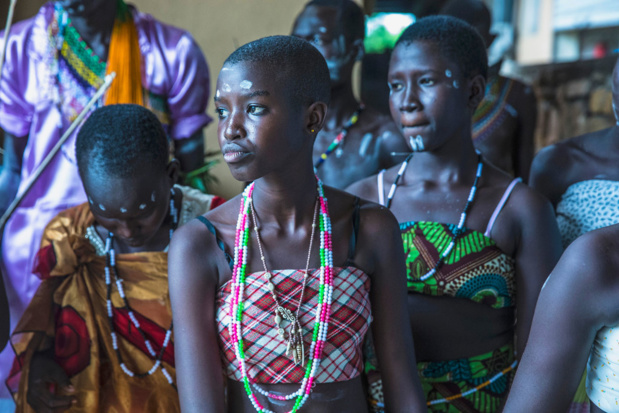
xmin=311 ymin=129 xmax=315 ymax=133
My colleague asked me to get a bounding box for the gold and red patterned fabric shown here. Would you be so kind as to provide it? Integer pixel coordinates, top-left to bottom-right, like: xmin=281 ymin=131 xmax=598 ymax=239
xmin=7 ymin=186 xmax=223 ymax=412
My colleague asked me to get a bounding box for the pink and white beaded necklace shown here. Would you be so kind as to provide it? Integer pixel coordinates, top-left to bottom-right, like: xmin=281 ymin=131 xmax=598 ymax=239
xmin=229 ymin=179 xmax=334 ymax=413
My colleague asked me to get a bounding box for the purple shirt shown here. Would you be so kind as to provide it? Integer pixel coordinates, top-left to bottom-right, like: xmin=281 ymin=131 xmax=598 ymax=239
xmin=0 ymin=2 xmax=211 ymax=395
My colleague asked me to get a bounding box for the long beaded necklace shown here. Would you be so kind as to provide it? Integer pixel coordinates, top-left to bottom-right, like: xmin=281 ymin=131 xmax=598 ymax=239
xmin=314 ymin=105 xmax=364 ymax=169
xmin=229 ymin=179 xmax=334 ymax=413
xmin=385 ymin=154 xmax=483 ymax=281
xmin=104 ymin=188 xmax=178 ymax=385
xmin=249 ymin=197 xmax=318 ymax=367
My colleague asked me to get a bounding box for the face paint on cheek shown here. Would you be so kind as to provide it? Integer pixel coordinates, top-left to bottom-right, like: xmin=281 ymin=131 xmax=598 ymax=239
xmin=239 ymin=80 xmax=252 ymax=89
xmin=151 ymin=191 xmax=156 ymax=202
xmin=120 ymin=207 xmax=127 ymax=213
xmin=222 ymin=83 xmax=231 ymax=93
xmin=88 ymin=196 xmax=93 ymax=204
xmin=99 ymin=204 xmax=106 ymax=211
xmin=139 ymin=204 xmax=147 ymax=210
xmin=409 ymin=135 xmax=425 ymax=152
xmin=453 ymin=80 xmax=460 ymax=89
xmin=319 ymin=26 xmax=327 ymax=33
xmin=445 ymin=70 xmax=452 ymax=78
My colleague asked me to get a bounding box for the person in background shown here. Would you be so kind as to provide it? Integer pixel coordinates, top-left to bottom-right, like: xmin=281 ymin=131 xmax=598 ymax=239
xmin=528 ymin=56 xmax=619 ymax=413
xmin=8 ymin=104 xmax=223 ymax=413
xmin=292 ymin=0 xmax=409 ymax=190
xmin=441 ymin=0 xmax=537 ymax=181
xmin=0 ymin=0 xmax=212 ymax=404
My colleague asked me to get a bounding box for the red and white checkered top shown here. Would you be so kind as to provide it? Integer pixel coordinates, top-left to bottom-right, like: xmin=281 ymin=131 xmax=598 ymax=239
xmin=216 ymin=266 xmax=372 ymax=383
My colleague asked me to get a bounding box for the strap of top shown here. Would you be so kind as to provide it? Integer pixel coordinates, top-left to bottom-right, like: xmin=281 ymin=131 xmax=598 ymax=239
xmin=346 ymin=197 xmax=361 ymax=265
xmin=377 ymin=170 xmax=385 ymax=206
xmin=197 ymin=199 xmax=361 ymax=271
xmin=196 ymin=216 xmax=234 ymax=271
xmin=484 ymin=178 xmax=522 ymax=238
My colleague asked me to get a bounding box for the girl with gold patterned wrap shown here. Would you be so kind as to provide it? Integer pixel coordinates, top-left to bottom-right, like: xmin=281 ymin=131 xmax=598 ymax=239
xmin=7 ymin=105 xmax=224 ymax=412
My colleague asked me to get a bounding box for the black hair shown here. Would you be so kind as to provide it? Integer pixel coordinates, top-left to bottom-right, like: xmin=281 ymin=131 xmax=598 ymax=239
xmin=395 ymin=15 xmax=488 ymax=80
xmin=440 ymin=0 xmax=492 ymax=35
xmin=303 ymin=0 xmax=365 ymax=41
xmin=76 ymin=104 xmax=169 ymax=179
xmin=223 ymin=35 xmax=331 ymax=107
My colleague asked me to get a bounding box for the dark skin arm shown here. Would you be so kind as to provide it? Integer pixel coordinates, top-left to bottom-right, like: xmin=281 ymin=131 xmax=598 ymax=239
xmin=0 ymin=132 xmax=27 ymax=215
xmin=174 ymin=130 xmax=205 ymax=173
xmin=168 ymin=219 xmax=226 ymax=413
xmin=504 ymin=230 xmax=619 ymax=412
xmin=357 ymin=204 xmax=426 ymax=412
xmin=493 ymin=186 xmax=563 ymax=356
xmin=512 ymin=84 xmax=536 ymax=182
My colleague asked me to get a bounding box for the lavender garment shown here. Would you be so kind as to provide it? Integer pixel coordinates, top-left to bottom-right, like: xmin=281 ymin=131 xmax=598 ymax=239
xmin=0 ymin=2 xmax=211 ymax=397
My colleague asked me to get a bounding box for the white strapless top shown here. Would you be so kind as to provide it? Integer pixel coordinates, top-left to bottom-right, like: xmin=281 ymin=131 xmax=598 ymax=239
xmin=556 ymin=180 xmax=619 ymax=249
xmin=587 ymin=326 xmax=619 ymax=411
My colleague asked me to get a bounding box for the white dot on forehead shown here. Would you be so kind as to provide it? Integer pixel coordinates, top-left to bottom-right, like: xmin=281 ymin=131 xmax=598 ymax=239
xmin=139 ymin=204 xmax=147 ymax=210
xmin=445 ymin=70 xmax=452 ymax=78
xmin=319 ymin=26 xmax=327 ymax=33
xmin=240 ymin=80 xmax=253 ymax=89
xmin=120 ymin=207 xmax=127 ymax=213
xmin=222 ymin=83 xmax=231 ymax=93
xmin=99 ymin=204 xmax=106 ymax=211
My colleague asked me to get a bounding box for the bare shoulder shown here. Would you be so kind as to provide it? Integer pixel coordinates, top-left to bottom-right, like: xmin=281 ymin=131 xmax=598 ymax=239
xmin=345 ymin=173 xmax=381 ymax=203
xmin=566 ymin=226 xmax=619 ymax=285
xmin=545 ymin=225 xmax=619 ymax=322
xmin=169 ymin=195 xmax=241 ymax=284
xmin=529 ymin=137 xmax=586 ymax=202
xmin=325 ymin=186 xmax=397 ymax=234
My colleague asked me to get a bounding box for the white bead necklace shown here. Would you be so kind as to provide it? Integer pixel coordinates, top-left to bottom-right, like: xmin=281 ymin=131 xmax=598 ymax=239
xmin=104 ymin=187 xmax=177 ymax=384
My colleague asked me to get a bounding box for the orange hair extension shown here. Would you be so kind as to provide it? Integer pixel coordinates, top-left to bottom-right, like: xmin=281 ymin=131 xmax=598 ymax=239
xmin=104 ymin=1 xmax=144 ymax=106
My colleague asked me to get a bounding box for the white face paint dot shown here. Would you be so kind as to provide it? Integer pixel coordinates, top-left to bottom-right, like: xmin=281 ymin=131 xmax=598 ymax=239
xmin=445 ymin=69 xmax=452 ymax=78
xmin=139 ymin=204 xmax=147 ymax=210
xmin=151 ymin=191 xmax=156 ymax=202
xmin=319 ymin=26 xmax=327 ymax=33
xmin=120 ymin=207 xmax=127 ymax=213
xmin=88 ymin=197 xmax=93 ymax=204
xmin=453 ymin=80 xmax=460 ymax=89
xmin=99 ymin=204 xmax=106 ymax=211
xmin=239 ymin=80 xmax=253 ymax=89
xmin=222 ymin=83 xmax=231 ymax=93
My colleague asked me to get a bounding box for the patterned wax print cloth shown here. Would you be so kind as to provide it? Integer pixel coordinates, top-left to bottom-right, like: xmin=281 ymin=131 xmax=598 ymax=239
xmin=7 ymin=185 xmax=221 ymax=412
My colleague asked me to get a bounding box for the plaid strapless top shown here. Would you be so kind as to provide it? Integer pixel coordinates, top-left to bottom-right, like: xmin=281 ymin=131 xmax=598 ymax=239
xmin=216 ymin=266 xmax=371 ymax=383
